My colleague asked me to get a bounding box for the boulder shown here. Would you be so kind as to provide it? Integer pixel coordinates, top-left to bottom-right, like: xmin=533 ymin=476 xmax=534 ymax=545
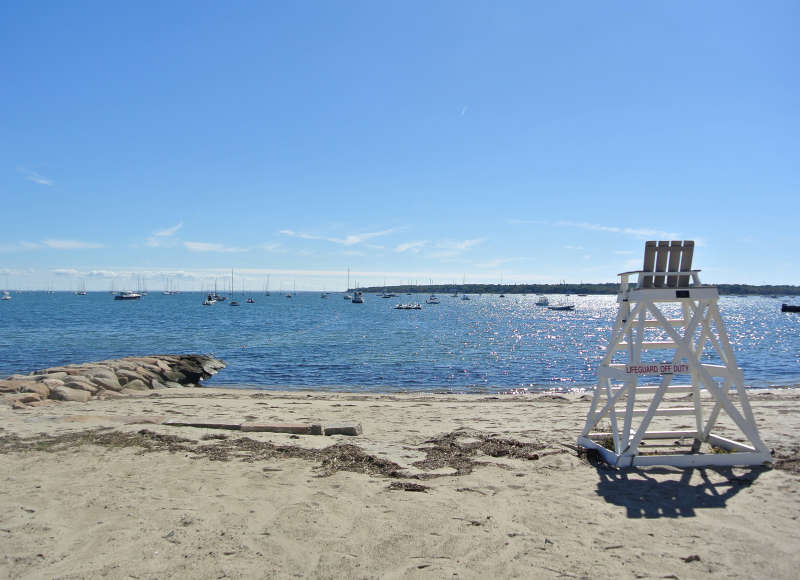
xmin=115 ymin=369 xmax=143 ymax=385
xmin=9 ymin=392 xmax=42 ymax=404
xmin=122 ymin=378 xmax=149 ymax=391
xmin=51 ymin=386 xmax=92 ymax=403
xmin=21 ymin=382 xmax=51 ymax=398
xmin=64 ymin=377 xmax=99 ymax=394
xmin=162 ymin=370 xmax=187 ymax=383
xmin=0 ymin=379 xmax=27 ymax=393
xmin=34 ymin=371 xmax=68 ymax=381
xmin=83 ymin=369 xmax=122 ymax=392
xmin=39 ymin=378 xmax=65 ymax=391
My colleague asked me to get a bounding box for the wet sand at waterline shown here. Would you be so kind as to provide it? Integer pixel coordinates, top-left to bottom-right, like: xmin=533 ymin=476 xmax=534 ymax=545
xmin=2 ymin=387 xmax=799 ymax=579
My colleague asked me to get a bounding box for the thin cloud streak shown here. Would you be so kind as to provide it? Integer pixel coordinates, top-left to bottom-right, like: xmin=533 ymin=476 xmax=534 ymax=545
xmin=395 ymin=240 xmax=428 ymax=253
xmin=279 ymin=227 xmax=403 ymax=246
xmin=20 ymin=168 xmax=53 ymax=185
xmin=184 ymin=241 xmax=248 ymax=253
xmin=154 ymin=222 xmax=183 ymax=237
xmin=553 ymin=221 xmax=681 ymax=239
xmin=42 ymin=239 xmax=104 ymax=249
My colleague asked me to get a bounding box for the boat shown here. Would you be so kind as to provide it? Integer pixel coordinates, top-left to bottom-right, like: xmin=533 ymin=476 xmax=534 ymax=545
xmin=321 ymin=292 xmax=328 ymax=299
xmin=351 ymin=290 xmax=364 ymax=304
xmin=426 ymin=294 xmax=440 ymax=304
xmin=461 ymin=294 xmax=471 ymax=300
xmin=535 ymin=295 xmax=549 ymax=306
xmin=344 ymin=268 xmax=352 ymax=300
xmin=229 ymin=270 xmax=240 ymax=306
xmin=202 ymin=293 xmax=216 ymax=306
xmin=394 ymin=302 xmax=422 ymax=310
xmin=114 ymin=291 xmax=141 ymax=300
xmin=548 ymin=303 xmax=575 ymax=311
xmin=782 ymin=303 xmax=800 ymax=313
xmin=246 ymin=297 xmax=255 ymax=304
xmin=1 ymin=291 xmax=11 ymax=301
xmin=264 ymin=275 xmax=271 ymax=296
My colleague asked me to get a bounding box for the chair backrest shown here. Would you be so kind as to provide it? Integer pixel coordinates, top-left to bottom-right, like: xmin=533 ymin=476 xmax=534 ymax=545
xmin=640 ymin=240 xmax=694 ymax=289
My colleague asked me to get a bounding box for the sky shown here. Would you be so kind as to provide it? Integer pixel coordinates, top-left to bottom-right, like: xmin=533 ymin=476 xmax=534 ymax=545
xmin=1 ymin=1 xmax=797 ymax=291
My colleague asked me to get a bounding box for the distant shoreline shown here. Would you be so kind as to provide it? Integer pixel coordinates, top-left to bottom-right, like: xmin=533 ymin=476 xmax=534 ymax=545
xmin=356 ymin=283 xmax=800 ymax=296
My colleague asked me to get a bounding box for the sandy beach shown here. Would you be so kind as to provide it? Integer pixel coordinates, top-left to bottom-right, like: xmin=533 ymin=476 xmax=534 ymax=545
xmin=2 ymin=386 xmax=799 ymax=579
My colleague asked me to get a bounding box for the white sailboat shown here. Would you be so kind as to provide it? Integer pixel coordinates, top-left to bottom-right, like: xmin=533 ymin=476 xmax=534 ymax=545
xmin=230 ymin=270 xmax=240 ymax=306
xmin=344 ymin=268 xmax=352 ymax=300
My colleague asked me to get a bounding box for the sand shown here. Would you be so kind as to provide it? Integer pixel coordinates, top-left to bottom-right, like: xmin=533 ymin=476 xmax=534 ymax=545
xmin=1 ymin=387 xmax=799 ymax=579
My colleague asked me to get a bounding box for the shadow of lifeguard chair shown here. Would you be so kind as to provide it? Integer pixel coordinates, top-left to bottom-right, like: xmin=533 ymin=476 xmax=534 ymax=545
xmin=578 ymin=241 xmax=771 ymax=468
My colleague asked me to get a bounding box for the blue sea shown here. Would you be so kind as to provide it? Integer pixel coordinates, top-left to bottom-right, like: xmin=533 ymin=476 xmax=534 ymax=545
xmin=0 ymin=291 xmax=798 ymax=392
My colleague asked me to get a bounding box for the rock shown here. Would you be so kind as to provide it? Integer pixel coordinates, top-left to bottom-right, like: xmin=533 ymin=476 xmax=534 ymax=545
xmin=11 ymin=400 xmax=29 ymax=410
xmin=27 ymin=399 xmax=53 ymax=407
xmin=9 ymin=392 xmax=42 ymax=404
xmin=122 ymin=379 xmax=149 ymax=391
xmin=34 ymin=371 xmax=68 ymax=381
xmin=51 ymin=386 xmax=92 ymax=403
xmin=115 ymin=369 xmax=144 ymax=385
xmin=150 ymin=379 xmax=167 ymax=390
xmin=64 ymin=376 xmax=99 ymax=394
xmin=0 ymin=379 xmax=27 ymax=393
xmin=39 ymin=378 xmax=65 ymax=391
xmin=21 ymin=383 xmax=51 ymax=398
xmin=163 ymin=381 xmax=183 ymax=389
xmin=83 ymin=370 xmax=122 ymax=392
xmin=162 ymin=370 xmax=187 ymax=383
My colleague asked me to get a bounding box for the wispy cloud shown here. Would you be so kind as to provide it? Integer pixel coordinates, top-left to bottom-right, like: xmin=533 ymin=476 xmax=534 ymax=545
xmin=154 ymin=222 xmax=183 ymax=237
xmin=280 ymin=227 xmax=402 ymax=246
xmin=553 ymin=221 xmax=680 ymax=239
xmin=0 ymin=241 xmax=41 ymax=253
xmin=147 ymin=221 xmax=184 ymax=247
xmin=395 ymin=240 xmax=428 ymax=253
xmin=42 ymin=239 xmax=104 ymax=249
xmin=429 ymin=238 xmax=486 ymax=260
xmin=52 ymin=268 xmax=80 ymax=277
xmin=256 ymin=243 xmax=284 ymax=253
xmin=184 ymin=241 xmax=247 ymax=253
xmin=19 ymin=168 xmax=53 ymax=186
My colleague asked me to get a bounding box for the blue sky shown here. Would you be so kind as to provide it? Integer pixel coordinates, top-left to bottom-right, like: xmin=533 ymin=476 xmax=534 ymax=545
xmin=1 ymin=1 xmax=797 ymax=290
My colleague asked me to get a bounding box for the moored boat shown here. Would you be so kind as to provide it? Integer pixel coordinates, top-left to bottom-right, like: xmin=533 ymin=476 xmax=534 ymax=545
xmin=114 ymin=291 xmax=141 ymax=300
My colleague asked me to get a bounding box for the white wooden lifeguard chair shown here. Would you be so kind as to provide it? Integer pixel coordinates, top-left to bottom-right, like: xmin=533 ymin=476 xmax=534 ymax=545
xmin=578 ymin=241 xmax=771 ymax=468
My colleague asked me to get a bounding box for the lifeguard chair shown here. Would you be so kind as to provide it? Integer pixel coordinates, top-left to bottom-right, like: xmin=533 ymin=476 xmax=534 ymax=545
xmin=578 ymin=241 xmax=771 ymax=468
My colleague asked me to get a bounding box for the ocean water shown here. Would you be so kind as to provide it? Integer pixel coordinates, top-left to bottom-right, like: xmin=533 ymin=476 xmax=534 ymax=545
xmin=0 ymin=291 xmax=798 ymax=392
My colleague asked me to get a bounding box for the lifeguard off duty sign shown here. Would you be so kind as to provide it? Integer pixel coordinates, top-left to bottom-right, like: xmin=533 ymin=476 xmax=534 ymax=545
xmin=625 ymin=363 xmax=690 ymax=375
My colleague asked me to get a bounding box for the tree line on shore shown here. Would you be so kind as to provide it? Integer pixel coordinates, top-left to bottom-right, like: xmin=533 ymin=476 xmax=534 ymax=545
xmin=356 ymin=283 xmax=800 ymax=296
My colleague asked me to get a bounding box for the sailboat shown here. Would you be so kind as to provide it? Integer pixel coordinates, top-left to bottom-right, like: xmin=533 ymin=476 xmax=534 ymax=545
xmin=264 ymin=275 xmax=271 ymax=296
xmin=344 ymin=268 xmax=352 ymax=300
xmin=229 ymin=270 xmax=240 ymax=306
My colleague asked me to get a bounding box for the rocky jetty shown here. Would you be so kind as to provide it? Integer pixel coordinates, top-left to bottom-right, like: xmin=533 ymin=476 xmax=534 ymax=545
xmin=0 ymin=354 xmax=226 ymax=409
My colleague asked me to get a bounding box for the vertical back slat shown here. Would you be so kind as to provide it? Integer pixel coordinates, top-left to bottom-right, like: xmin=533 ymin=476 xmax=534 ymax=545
xmin=666 ymin=241 xmax=683 ymax=288
xmin=678 ymin=241 xmax=694 ymax=287
xmin=641 ymin=241 xmax=657 ymax=288
xmin=653 ymin=241 xmax=670 ymax=287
